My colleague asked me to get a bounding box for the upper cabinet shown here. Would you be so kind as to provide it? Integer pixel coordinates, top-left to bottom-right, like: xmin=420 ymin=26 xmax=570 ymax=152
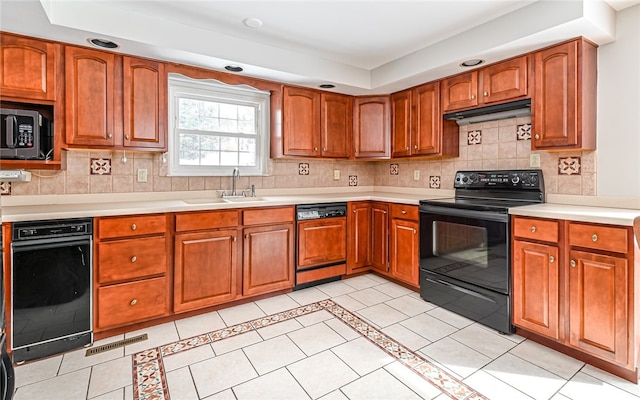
xmin=282 ymin=86 xmax=351 ymax=158
xmin=442 ymin=56 xmax=529 ymax=112
xmin=391 ymin=82 xmax=458 ymax=158
xmin=353 ymin=96 xmax=390 ymax=159
xmin=0 ymin=33 xmax=60 ymax=102
xmin=65 ymin=46 xmax=167 ymax=151
xmin=532 ymin=38 xmax=597 ymax=151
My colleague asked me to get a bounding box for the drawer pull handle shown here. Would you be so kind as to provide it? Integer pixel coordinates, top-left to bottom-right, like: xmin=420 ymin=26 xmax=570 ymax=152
xmin=131 ymin=223 xmax=137 ymax=231
xmin=130 ymin=256 xmax=137 ymax=263
xmin=549 ymin=256 xmax=555 ymax=263
xmin=592 ymin=234 xmax=598 ymax=242
xmin=130 ymin=299 xmax=137 ymax=306
xmin=570 ymin=260 xmax=576 ymax=267
xmin=530 ymin=226 xmax=536 ymax=233
xmin=402 ymin=210 xmax=407 ymax=214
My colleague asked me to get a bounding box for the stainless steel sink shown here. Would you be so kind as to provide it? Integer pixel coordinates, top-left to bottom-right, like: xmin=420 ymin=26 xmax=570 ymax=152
xmin=222 ymin=196 xmax=268 ymax=202
xmin=181 ymin=198 xmax=227 ymax=205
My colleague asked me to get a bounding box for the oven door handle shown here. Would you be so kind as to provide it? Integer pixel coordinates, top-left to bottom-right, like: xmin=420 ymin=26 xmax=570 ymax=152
xmin=420 ymin=206 xmax=508 ymax=222
xmin=425 ymin=277 xmax=497 ymax=304
xmin=11 ymin=237 xmax=92 ymax=250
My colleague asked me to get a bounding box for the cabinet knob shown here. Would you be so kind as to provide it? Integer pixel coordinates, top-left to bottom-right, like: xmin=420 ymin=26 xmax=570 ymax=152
xmin=471 ymin=94 xmax=475 ymax=99
xmin=353 ymin=210 xmax=357 ymax=213
xmin=414 ymin=145 xmax=418 ymax=149
xmin=107 ymin=133 xmax=113 ymax=139
xmin=413 ymin=228 xmax=417 ymax=234
xmin=484 ymin=91 xmax=488 ymax=97
xmin=570 ymin=260 xmax=576 ymax=267
xmin=131 ymin=223 xmax=137 ymax=231
xmin=592 ymin=234 xmax=598 ymax=242
xmin=130 ymin=299 xmax=137 ymax=306
xmin=245 ymin=234 xmax=249 ymax=240
xmin=314 ymin=147 xmax=318 ymax=152
xmin=130 ymin=256 xmax=137 ymax=263
xmin=383 ymin=211 xmax=387 ymax=214
xmin=125 ymin=134 xmax=130 ymax=140
xmin=401 ymin=210 xmax=407 ymax=214
xmin=323 ymin=147 xmax=327 ymax=152
xmin=549 ymin=255 xmax=555 ymax=263
xmin=535 ymin=134 xmax=540 ymax=140
xmin=530 ymin=226 xmax=536 ymax=233
xmin=406 ymin=146 xmax=409 ymax=151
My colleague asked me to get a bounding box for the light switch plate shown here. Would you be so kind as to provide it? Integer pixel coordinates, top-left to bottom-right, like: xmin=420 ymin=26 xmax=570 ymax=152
xmin=333 ymin=169 xmax=340 ymax=180
xmin=137 ymin=168 xmax=148 ymax=183
xmin=530 ymin=153 xmax=541 ymax=168
xmin=413 ymin=170 xmax=420 ymax=181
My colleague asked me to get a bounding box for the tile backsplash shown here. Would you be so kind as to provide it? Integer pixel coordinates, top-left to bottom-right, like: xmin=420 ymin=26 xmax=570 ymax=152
xmin=2 ymin=117 xmax=595 ymax=196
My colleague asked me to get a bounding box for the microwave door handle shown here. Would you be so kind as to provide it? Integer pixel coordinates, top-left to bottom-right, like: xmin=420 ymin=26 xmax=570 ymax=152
xmin=6 ymin=115 xmax=16 ymax=148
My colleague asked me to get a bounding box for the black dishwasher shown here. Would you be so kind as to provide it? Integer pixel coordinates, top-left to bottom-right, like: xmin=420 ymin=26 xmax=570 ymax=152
xmin=11 ymin=218 xmax=93 ymax=362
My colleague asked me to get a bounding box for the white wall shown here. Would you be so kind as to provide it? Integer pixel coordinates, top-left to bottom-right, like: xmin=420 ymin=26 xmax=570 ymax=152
xmin=597 ymin=4 xmax=640 ymax=198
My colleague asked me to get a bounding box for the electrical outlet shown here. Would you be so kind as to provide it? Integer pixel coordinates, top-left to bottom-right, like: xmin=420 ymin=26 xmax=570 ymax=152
xmin=137 ymin=168 xmax=148 ymax=183
xmin=333 ymin=169 xmax=340 ymax=180
xmin=413 ymin=170 xmax=420 ymax=181
xmin=530 ymin=153 xmax=541 ymax=168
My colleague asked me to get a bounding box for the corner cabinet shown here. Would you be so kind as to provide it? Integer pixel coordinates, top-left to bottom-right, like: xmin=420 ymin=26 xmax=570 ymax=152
xmin=532 ymin=38 xmax=597 ymax=150
xmin=65 ymin=46 xmax=167 ymax=151
xmin=512 ymin=216 xmax=638 ymax=381
xmin=353 ymin=96 xmax=390 ymax=159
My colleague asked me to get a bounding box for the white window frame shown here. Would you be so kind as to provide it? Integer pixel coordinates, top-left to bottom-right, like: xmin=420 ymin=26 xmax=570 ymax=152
xmin=167 ymin=73 xmax=270 ymax=176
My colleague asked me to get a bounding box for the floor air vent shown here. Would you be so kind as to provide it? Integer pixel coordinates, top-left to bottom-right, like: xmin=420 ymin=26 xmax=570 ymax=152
xmin=85 ymin=334 xmax=148 ymax=356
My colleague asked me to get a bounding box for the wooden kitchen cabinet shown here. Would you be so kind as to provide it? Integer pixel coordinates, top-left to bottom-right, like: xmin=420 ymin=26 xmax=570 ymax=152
xmin=353 ymin=96 xmax=390 ymax=159
xmin=65 ymin=46 xmax=167 ymax=150
xmin=94 ymin=213 xmax=171 ymax=332
xmin=442 ymin=56 xmax=529 ymax=112
xmin=347 ymin=201 xmax=372 ymax=274
xmin=370 ymin=202 xmax=389 ymax=273
xmin=0 ymin=33 xmax=60 ymax=102
xmin=512 ymin=216 xmax=561 ymax=340
xmin=174 ymin=210 xmax=241 ymax=313
xmin=391 ymin=89 xmax=412 ymax=157
xmin=389 ymin=204 xmax=419 ymax=286
xmin=242 ymin=207 xmax=295 ymax=296
xmin=532 ymin=38 xmax=597 ymax=150
xmin=282 ymin=87 xmax=351 ymax=158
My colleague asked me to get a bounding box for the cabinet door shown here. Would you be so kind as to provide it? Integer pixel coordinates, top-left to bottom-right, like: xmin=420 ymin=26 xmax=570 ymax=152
xmin=479 ymin=56 xmax=528 ymax=104
xmin=0 ymin=34 xmax=58 ymax=101
xmin=123 ymin=57 xmax=167 ymax=150
xmin=347 ymin=202 xmax=371 ymax=274
xmin=65 ymin=46 xmax=119 ymax=147
xmin=353 ymin=96 xmax=390 ymax=159
xmin=441 ymin=72 xmax=478 ymax=112
xmin=174 ymin=229 xmax=239 ymax=312
xmin=390 ymin=90 xmax=412 ymax=157
xmin=370 ymin=203 xmax=389 ymax=273
xmin=243 ymin=223 xmax=295 ymax=296
xmin=412 ymin=82 xmax=441 ymax=155
xmin=568 ymin=250 xmax=629 ymax=366
xmin=390 ymin=218 xmax=419 ymax=286
xmin=512 ymin=240 xmax=560 ymax=340
xmin=320 ymin=93 xmax=352 ymax=158
xmin=283 ymin=86 xmax=320 ymax=157
xmin=297 ymin=218 xmax=347 ymax=268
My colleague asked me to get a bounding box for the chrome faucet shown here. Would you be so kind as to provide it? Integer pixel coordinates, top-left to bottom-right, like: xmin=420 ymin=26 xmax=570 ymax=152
xmin=231 ymin=167 xmax=240 ymax=196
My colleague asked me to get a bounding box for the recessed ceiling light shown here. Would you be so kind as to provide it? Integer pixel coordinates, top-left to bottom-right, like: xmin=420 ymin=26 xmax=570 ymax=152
xmin=224 ymin=65 xmax=244 ymax=73
xmin=243 ymin=17 xmax=263 ymax=28
xmin=460 ymin=59 xmax=484 ymax=67
xmin=319 ymin=84 xmax=335 ymax=89
xmin=88 ymin=38 xmax=119 ymax=49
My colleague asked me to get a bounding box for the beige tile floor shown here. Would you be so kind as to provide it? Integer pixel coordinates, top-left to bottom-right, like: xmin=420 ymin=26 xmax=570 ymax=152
xmin=11 ymin=273 xmax=640 ymax=400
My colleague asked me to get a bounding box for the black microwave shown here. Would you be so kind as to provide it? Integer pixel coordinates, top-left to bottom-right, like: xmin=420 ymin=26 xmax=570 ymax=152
xmin=1 ymin=108 xmax=52 ymax=160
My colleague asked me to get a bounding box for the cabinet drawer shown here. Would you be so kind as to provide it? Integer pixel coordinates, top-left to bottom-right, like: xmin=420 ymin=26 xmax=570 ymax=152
xmin=569 ymin=223 xmax=628 ymax=253
xmin=98 ymin=214 xmax=166 ymax=239
xmin=390 ymin=204 xmax=419 ymax=220
xmin=96 ymin=277 xmax=168 ymax=330
xmin=175 ymin=210 xmax=239 ymax=232
xmin=513 ymin=217 xmax=559 ymax=242
xmin=243 ymin=206 xmax=294 ymax=226
xmin=97 ymin=237 xmax=166 ymax=283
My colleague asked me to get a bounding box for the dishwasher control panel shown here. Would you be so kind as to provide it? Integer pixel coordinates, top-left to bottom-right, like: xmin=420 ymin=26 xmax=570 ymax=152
xmin=13 ymin=218 xmax=93 ymax=241
xmin=296 ymin=203 xmax=347 ymax=220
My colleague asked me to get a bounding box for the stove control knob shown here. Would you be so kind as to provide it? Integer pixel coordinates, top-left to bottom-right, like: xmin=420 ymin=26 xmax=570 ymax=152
xmin=469 ymin=173 xmax=477 ymax=183
xmin=511 ymin=174 xmax=520 ymax=184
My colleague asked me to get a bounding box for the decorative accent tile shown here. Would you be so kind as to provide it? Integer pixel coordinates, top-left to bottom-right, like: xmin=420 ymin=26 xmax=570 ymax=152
xmin=429 ymin=176 xmax=441 ymax=189
xmin=349 ymin=175 xmax=358 ymax=186
xmin=390 ymin=163 xmax=399 ymax=175
xmin=0 ymin=182 xmax=11 ymax=195
xmin=90 ymin=158 xmax=112 ymax=175
xmin=132 ymin=299 xmax=488 ymax=400
xmin=298 ymin=162 xmax=309 ymax=175
xmin=516 ymin=123 xmax=531 ymax=140
xmin=467 ymin=130 xmax=482 ymax=145
xmin=558 ymin=156 xmax=581 ymax=175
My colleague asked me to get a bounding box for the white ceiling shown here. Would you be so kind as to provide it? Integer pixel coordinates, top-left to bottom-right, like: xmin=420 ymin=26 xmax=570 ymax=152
xmin=1 ymin=0 xmax=639 ymax=95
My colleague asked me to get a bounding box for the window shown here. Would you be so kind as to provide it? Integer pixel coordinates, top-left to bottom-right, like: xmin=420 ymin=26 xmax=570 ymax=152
xmin=168 ymin=74 xmax=270 ymax=176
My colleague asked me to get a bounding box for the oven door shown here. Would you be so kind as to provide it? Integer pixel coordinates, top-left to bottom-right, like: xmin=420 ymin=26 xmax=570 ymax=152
xmin=419 ymin=206 xmax=510 ymax=294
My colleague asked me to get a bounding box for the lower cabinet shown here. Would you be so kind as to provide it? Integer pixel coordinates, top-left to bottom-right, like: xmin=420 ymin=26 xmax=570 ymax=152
xmin=370 ymin=202 xmax=389 ymax=274
xmin=389 ymin=204 xmax=419 ymax=286
xmin=173 ymin=210 xmax=241 ymax=313
xmin=96 ymin=277 xmax=168 ymax=329
xmin=512 ymin=216 xmax=636 ymax=378
xmin=346 ymin=201 xmax=372 ymax=274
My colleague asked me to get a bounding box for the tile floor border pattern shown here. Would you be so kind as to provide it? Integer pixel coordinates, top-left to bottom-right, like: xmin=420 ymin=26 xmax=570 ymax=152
xmin=131 ymin=299 xmax=488 ymax=400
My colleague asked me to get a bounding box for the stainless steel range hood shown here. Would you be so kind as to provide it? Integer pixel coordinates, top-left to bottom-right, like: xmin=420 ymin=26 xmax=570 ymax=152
xmin=443 ymin=98 xmax=531 ymax=126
